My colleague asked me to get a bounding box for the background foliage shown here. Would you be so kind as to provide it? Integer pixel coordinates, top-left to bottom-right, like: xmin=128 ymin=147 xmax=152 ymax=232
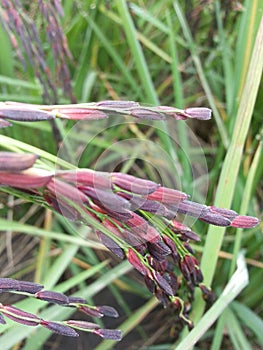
xmin=0 ymin=1 xmax=262 ymax=349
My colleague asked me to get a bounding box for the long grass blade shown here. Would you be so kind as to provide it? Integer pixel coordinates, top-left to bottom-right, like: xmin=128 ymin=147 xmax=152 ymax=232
xmin=231 ymin=301 xmax=263 ymax=346
xmin=192 ymin=14 xmax=263 ymax=324
xmin=225 ymin=308 xmax=253 ymax=350
xmin=229 ymin=138 xmax=262 ymax=276
xmin=0 ymin=218 xmax=105 ymax=250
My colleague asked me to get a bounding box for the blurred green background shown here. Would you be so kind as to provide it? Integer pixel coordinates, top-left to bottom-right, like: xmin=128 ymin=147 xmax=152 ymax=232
xmin=0 ymin=1 xmax=262 ymax=349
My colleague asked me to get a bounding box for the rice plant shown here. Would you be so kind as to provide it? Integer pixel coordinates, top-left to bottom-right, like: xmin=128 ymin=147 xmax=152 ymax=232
xmin=0 ymin=1 xmax=262 ymax=349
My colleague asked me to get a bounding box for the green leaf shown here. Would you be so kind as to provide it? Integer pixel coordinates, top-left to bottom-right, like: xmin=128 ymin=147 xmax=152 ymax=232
xmin=231 ymin=301 xmax=263 ymax=346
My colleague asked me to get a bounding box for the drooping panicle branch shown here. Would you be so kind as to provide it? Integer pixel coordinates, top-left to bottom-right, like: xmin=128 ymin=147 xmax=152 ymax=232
xmin=0 ymin=277 xmax=121 ymax=340
xmin=0 ymin=101 xmax=212 ymax=128
xmin=0 ymin=0 xmax=74 ymax=102
xmin=0 ymin=150 xmax=259 ymax=329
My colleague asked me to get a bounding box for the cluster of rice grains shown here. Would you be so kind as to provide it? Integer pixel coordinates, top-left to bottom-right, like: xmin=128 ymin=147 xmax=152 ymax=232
xmin=0 ymin=278 xmax=121 ymax=339
xmin=0 ymin=150 xmax=259 ymax=335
